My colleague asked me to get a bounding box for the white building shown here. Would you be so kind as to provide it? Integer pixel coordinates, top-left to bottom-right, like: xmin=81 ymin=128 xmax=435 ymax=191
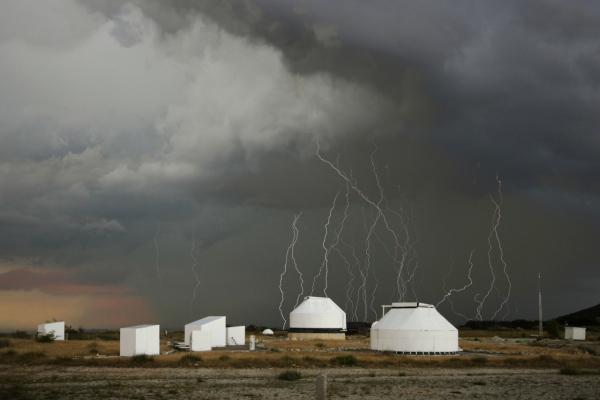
xmin=184 ymin=316 xmax=226 ymax=348
xmin=564 ymin=326 xmax=586 ymax=341
xmin=120 ymin=324 xmax=160 ymax=356
xmin=190 ymin=330 xmax=212 ymax=351
xmin=38 ymin=321 xmax=65 ymax=341
xmin=227 ymin=326 xmax=245 ymax=345
xmin=289 ymin=296 xmax=346 ymax=340
xmin=370 ymin=302 xmax=459 ymax=354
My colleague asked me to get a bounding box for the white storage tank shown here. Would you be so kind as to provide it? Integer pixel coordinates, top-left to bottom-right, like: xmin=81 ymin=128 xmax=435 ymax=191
xmin=289 ymin=296 xmax=346 ymax=340
xmin=370 ymin=302 xmax=459 ymax=354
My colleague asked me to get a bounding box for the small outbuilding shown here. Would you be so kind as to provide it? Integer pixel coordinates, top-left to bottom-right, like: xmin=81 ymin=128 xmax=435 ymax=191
xmin=226 ymin=326 xmax=245 ymax=345
xmin=120 ymin=324 xmax=160 ymax=356
xmin=262 ymin=329 xmax=274 ymax=335
xmin=289 ymin=296 xmax=346 ymax=340
xmin=370 ymin=302 xmax=459 ymax=354
xmin=184 ymin=316 xmax=226 ymax=348
xmin=190 ymin=330 xmax=212 ymax=351
xmin=38 ymin=321 xmax=65 ymax=341
xmin=564 ymin=327 xmax=586 ymax=341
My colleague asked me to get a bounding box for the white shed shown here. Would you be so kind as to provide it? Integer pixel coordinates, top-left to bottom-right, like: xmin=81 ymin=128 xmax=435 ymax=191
xmin=191 ymin=330 xmax=212 ymax=351
xmin=38 ymin=321 xmax=65 ymax=341
xmin=289 ymin=296 xmax=346 ymax=340
xmin=120 ymin=324 xmax=160 ymax=356
xmin=227 ymin=326 xmax=245 ymax=345
xmin=184 ymin=316 xmax=226 ymax=348
xmin=370 ymin=302 xmax=459 ymax=354
xmin=564 ymin=327 xmax=586 ymax=341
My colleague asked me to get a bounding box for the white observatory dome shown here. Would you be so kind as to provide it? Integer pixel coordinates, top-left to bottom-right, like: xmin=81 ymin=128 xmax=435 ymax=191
xmin=370 ymin=302 xmax=459 ymax=354
xmin=289 ymin=296 xmax=346 ymax=332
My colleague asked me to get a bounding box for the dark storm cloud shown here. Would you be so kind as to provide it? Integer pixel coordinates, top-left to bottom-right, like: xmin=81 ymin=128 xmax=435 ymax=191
xmin=1 ymin=0 xmax=599 ymax=330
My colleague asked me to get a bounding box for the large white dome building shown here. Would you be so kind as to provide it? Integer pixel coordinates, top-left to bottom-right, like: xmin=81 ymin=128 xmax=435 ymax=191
xmin=370 ymin=302 xmax=459 ymax=354
xmin=289 ymin=296 xmax=346 ymax=340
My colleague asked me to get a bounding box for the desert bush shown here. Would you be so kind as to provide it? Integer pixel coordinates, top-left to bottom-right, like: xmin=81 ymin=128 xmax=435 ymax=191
xmin=332 ymin=354 xmax=358 ymax=366
xmin=35 ymin=331 xmax=57 ymax=343
xmin=18 ymin=351 xmax=45 ymax=362
xmin=179 ymin=354 xmax=202 ymax=366
xmin=546 ymin=320 xmax=560 ymax=338
xmin=130 ymin=354 xmax=154 ymax=365
xmin=560 ymin=367 xmax=582 ymax=375
xmin=12 ymin=330 xmax=30 ymax=339
xmin=0 ymin=339 xmax=12 ymax=348
xmin=278 ymin=370 xmax=302 ymax=381
xmin=315 ymin=342 xmax=325 ymax=348
xmin=218 ymin=354 xmax=230 ymax=361
xmin=471 ymin=356 xmax=488 ymax=364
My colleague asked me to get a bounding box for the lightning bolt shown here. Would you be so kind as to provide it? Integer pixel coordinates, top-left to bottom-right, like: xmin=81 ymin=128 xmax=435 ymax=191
xmin=279 ymin=212 xmax=303 ymax=330
xmin=311 ymin=191 xmax=340 ymax=296
xmin=436 ymin=249 xmax=475 ymax=310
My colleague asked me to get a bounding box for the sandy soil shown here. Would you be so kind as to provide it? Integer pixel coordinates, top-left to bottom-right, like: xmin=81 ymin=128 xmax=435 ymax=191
xmin=1 ymin=364 xmax=599 ymax=399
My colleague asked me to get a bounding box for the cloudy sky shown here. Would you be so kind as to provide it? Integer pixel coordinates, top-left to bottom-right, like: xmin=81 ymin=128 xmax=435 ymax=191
xmin=1 ymin=0 xmax=599 ymax=331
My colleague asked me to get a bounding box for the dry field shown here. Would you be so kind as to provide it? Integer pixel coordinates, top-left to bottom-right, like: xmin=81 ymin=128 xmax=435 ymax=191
xmin=1 ymin=332 xmax=599 ymax=399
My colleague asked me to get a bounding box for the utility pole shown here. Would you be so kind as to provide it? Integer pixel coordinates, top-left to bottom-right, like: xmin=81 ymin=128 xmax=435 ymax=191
xmin=538 ymin=273 xmax=543 ymax=337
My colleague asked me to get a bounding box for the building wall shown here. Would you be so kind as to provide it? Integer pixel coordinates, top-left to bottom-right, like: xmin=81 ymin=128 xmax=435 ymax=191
xmin=184 ymin=316 xmax=226 ymax=347
xmin=120 ymin=325 xmax=160 ymax=356
xmin=565 ymin=327 xmax=586 ymax=340
xmin=37 ymin=322 xmax=65 ymax=341
xmin=226 ymin=326 xmax=245 ymax=345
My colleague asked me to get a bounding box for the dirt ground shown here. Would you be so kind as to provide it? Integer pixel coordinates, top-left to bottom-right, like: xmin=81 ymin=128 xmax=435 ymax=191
xmin=1 ymin=364 xmax=599 ymax=400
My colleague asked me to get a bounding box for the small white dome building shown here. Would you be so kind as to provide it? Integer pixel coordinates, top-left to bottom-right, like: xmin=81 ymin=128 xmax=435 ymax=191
xmin=289 ymin=296 xmax=346 ymax=340
xmin=370 ymin=302 xmax=459 ymax=354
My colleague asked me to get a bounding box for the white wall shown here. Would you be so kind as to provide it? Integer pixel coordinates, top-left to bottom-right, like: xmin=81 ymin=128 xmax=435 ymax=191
xmin=191 ymin=330 xmax=212 ymax=351
xmin=184 ymin=316 xmax=226 ymax=347
xmin=565 ymin=327 xmax=586 ymax=340
xmin=120 ymin=325 xmax=160 ymax=356
xmin=38 ymin=322 xmax=65 ymax=341
xmin=226 ymin=326 xmax=245 ymax=345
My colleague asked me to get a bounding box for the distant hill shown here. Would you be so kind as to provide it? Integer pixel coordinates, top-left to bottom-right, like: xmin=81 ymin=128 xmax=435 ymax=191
xmin=556 ymin=303 xmax=600 ymax=326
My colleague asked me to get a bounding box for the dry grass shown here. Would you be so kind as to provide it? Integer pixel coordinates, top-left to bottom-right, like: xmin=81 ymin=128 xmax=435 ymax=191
xmin=2 ymin=332 xmax=599 ymax=371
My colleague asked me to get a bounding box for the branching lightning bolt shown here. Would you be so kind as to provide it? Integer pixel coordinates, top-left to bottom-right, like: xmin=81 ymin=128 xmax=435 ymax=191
xmin=279 ymin=213 xmax=303 ymax=330
xmin=436 ymin=249 xmax=475 ymax=314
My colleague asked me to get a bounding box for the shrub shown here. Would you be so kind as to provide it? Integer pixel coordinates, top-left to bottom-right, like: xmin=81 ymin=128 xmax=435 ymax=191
xmin=278 ymin=370 xmax=302 ymax=381
xmin=332 ymin=354 xmax=358 ymax=366
xmin=560 ymin=367 xmax=582 ymax=375
xmin=130 ymin=354 xmax=154 ymax=365
xmin=546 ymin=320 xmax=560 ymax=338
xmin=0 ymin=339 xmax=12 ymax=348
xmin=35 ymin=331 xmax=57 ymax=343
xmin=179 ymin=354 xmax=202 ymax=366
xmin=315 ymin=342 xmax=325 ymax=348
xmin=12 ymin=330 xmax=30 ymax=339
xmin=471 ymin=356 xmax=488 ymax=364
xmin=218 ymin=354 xmax=230 ymax=361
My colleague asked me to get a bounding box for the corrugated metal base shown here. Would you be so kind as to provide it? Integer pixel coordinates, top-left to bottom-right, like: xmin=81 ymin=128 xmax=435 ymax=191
xmin=288 ymin=332 xmax=346 ymax=340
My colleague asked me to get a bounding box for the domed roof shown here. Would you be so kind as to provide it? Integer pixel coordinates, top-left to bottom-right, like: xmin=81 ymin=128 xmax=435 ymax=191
xmin=290 ymin=296 xmax=346 ymax=330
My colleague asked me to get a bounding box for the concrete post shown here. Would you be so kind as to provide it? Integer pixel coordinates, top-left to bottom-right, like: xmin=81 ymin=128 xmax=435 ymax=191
xmin=316 ymin=373 xmax=327 ymax=400
xmin=249 ymin=335 xmax=255 ymax=351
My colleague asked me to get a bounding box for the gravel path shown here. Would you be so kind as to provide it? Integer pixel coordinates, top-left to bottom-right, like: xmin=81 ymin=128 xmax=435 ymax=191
xmin=2 ymin=365 xmax=599 ymax=399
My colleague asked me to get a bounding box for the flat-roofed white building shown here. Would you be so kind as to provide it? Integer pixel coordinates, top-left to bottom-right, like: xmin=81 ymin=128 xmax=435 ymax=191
xmin=38 ymin=321 xmax=65 ymax=341
xmin=565 ymin=327 xmax=586 ymax=340
xmin=120 ymin=324 xmax=160 ymax=356
xmin=184 ymin=316 xmax=226 ymax=348
xmin=226 ymin=326 xmax=245 ymax=345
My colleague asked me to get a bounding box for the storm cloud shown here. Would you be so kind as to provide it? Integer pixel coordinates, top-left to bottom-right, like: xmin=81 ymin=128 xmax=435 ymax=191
xmin=1 ymin=0 xmax=598 ymax=330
